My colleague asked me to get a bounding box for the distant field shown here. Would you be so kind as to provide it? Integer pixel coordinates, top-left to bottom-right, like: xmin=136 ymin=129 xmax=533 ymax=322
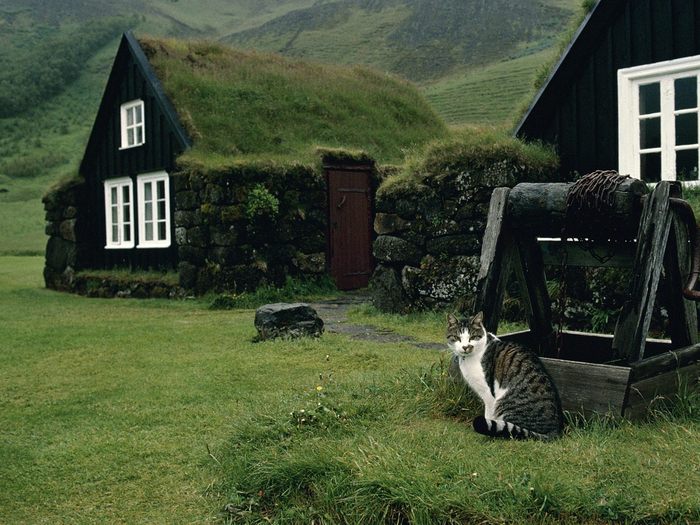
xmin=0 ymin=200 xmax=45 ymax=255
xmin=423 ymin=48 xmax=558 ymax=126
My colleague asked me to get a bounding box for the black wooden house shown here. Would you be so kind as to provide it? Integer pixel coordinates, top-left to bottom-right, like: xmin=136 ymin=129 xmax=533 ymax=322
xmin=79 ymin=31 xmax=191 ymax=271
xmin=517 ymin=0 xmax=700 ymax=185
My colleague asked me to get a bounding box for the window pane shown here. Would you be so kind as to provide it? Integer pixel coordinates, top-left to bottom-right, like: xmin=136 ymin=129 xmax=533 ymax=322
xmin=145 ymin=202 xmax=153 ymax=222
xmin=157 ymin=180 xmax=165 ymax=200
xmin=640 ymin=117 xmax=661 ymax=149
xmin=135 ymin=104 xmax=142 ymax=124
xmin=111 ymin=187 xmax=118 ymax=205
xmin=676 ymin=113 xmax=698 ymax=145
xmin=676 ymin=149 xmax=699 ymax=181
xmin=157 ymin=200 xmax=166 ymax=220
xmin=126 ymin=107 xmax=134 ymax=126
xmin=640 ymin=152 xmax=661 ymax=182
xmin=675 ymin=77 xmax=697 ymax=110
xmin=144 ymin=182 xmax=152 ymax=202
xmin=639 ymin=82 xmax=660 ymax=114
xmin=145 ymin=222 xmax=153 ymax=241
xmin=111 ymin=205 xmax=118 ymax=225
xmin=112 ymin=225 xmax=119 ymax=243
xmin=158 ymin=222 xmax=166 ymax=240
xmin=136 ymin=126 xmax=143 ymax=145
xmin=122 ymin=185 xmax=130 ymax=204
xmin=124 ymin=225 xmax=131 ymax=242
xmin=123 ymin=203 xmax=130 ymax=223
xmin=127 ymin=128 xmax=135 ymax=146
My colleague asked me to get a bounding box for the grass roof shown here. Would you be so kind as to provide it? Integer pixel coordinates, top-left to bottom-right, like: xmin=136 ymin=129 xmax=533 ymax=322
xmin=139 ymin=37 xmax=448 ymax=164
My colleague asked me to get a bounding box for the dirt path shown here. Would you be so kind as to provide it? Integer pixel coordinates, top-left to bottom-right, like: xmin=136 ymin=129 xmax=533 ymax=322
xmin=308 ymin=295 xmax=445 ymax=351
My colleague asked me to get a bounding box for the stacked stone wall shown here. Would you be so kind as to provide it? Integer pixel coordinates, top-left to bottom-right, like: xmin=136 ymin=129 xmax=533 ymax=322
xmin=173 ymin=163 xmax=328 ymax=294
xmin=43 ymin=177 xmax=87 ymax=291
xmin=371 ymin=160 xmax=557 ymax=312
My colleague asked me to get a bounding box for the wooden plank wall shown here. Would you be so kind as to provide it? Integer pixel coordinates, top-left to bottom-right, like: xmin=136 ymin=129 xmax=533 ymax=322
xmin=80 ymin=43 xmax=186 ymax=270
xmin=520 ymin=0 xmax=700 ymax=178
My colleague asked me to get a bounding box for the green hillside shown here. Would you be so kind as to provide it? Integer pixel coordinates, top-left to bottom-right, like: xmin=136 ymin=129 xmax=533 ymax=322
xmin=0 ymin=0 xmax=584 ymax=254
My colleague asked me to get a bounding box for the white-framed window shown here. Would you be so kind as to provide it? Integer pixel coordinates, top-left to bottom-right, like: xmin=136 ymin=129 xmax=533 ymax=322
xmin=618 ymin=55 xmax=700 ymax=185
xmin=104 ymin=177 xmax=134 ymax=249
xmin=137 ymin=171 xmax=170 ymax=248
xmin=120 ymin=99 xmax=145 ymax=149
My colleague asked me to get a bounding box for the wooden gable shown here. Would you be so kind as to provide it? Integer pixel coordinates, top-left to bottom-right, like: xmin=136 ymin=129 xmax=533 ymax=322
xmin=516 ymin=0 xmax=700 ymax=178
xmin=79 ymin=31 xmax=191 ymax=270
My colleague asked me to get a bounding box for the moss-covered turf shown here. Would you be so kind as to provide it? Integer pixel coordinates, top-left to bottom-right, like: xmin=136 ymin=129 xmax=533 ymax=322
xmin=142 ymin=37 xmax=448 ymax=165
xmin=378 ymin=127 xmax=559 ymax=197
xmin=2 ymin=256 xmax=699 ymax=524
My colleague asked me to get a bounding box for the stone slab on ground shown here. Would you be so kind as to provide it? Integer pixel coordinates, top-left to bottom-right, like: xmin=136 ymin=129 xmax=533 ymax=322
xmin=255 ymin=303 xmax=324 ymax=340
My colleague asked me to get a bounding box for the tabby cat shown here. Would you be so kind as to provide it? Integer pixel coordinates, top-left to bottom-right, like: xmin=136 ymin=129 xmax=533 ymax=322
xmin=447 ymin=312 xmax=563 ymax=440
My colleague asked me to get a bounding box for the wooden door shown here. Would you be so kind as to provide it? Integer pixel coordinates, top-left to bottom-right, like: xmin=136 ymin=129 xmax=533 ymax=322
xmin=327 ymin=168 xmax=373 ymax=290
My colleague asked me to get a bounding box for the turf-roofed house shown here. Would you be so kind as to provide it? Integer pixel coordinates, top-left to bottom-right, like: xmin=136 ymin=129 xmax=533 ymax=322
xmin=43 ymin=31 xmax=447 ymax=295
xmin=517 ymin=0 xmax=700 ymax=185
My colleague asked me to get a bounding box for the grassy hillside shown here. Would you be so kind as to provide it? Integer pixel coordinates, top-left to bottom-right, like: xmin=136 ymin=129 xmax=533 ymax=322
xmin=0 ymin=0 xmax=584 ymax=254
xmin=144 ymin=38 xmax=447 ymax=164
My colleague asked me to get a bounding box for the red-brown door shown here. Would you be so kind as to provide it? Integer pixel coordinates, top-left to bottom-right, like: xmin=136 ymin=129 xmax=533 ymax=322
xmin=327 ymin=169 xmax=373 ymax=290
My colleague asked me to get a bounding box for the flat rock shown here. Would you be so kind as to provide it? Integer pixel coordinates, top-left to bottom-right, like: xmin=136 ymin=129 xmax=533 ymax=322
xmin=254 ymin=303 xmax=324 ymax=340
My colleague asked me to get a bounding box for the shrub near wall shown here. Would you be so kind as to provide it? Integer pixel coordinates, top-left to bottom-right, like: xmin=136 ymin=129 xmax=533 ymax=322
xmin=173 ymin=158 xmax=329 ymax=294
xmin=371 ymin=131 xmax=559 ymax=312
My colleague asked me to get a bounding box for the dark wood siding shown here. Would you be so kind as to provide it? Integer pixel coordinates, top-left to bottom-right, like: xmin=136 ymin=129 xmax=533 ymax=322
xmin=80 ymin=36 xmax=188 ymax=270
xmin=517 ymin=0 xmax=700 ymax=178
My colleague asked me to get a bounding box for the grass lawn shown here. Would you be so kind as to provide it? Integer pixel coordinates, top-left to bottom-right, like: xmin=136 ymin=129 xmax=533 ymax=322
xmin=1 ymin=256 xmax=699 ymax=524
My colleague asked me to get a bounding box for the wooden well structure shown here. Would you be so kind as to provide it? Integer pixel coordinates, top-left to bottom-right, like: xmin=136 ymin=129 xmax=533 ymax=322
xmin=476 ymin=174 xmax=700 ymax=418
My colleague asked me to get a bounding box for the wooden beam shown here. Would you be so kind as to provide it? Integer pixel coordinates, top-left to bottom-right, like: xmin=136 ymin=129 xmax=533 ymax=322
xmin=513 ymin=235 xmax=555 ymax=356
xmin=475 ymin=188 xmax=512 ymax=334
xmin=613 ymin=182 xmax=673 ymax=362
xmin=539 ymin=239 xmax=636 ymax=267
xmin=663 ymin=212 xmax=699 ymax=348
xmin=631 ymin=342 xmax=700 ymax=381
xmin=625 ymin=361 xmax=700 ymax=419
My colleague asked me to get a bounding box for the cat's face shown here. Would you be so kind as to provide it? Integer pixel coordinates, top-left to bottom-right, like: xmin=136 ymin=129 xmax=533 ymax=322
xmin=447 ymin=311 xmax=486 ymax=357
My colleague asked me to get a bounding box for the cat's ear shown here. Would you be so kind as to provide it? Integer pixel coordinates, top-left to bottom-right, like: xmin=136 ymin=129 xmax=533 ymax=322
xmin=447 ymin=312 xmax=459 ymax=326
xmin=472 ymin=311 xmax=484 ymax=325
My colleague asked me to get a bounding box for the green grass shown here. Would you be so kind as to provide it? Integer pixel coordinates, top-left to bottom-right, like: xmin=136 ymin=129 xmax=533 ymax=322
xmin=1 ymin=256 xmax=699 ymax=523
xmin=0 ymin=199 xmax=46 ymax=255
xmin=423 ymin=48 xmax=561 ymax=126
xmin=145 ymin=37 xmax=448 ymax=164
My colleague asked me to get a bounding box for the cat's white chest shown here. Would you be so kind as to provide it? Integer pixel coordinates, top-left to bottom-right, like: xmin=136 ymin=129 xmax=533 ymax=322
xmin=458 ymin=353 xmax=507 ymax=420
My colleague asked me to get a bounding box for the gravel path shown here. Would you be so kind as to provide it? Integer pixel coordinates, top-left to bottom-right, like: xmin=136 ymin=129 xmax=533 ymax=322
xmin=308 ymin=294 xmax=445 ymax=351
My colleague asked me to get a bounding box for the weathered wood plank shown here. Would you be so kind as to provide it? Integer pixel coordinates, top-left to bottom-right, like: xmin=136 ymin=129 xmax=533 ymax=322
xmin=625 ymin=361 xmax=700 ymax=419
xmin=613 ymin=182 xmax=673 ymax=362
xmin=539 ymin=239 xmax=636 ymax=268
xmin=663 ymin=212 xmax=699 ymax=348
xmin=541 ymin=357 xmax=631 ymax=416
xmin=475 ymin=188 xmax=511 ymax=334
xmin=507 ymin=179 xmax=647 ymax=239
xmin=631 ymin=342 xmax=700 ymax=381
xmin=513 ymin=235 xmax=555 ymax=355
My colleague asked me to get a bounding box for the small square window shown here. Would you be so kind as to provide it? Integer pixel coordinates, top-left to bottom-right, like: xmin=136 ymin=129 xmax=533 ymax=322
xmin=120 ymin=100 xmax=145 ymax=149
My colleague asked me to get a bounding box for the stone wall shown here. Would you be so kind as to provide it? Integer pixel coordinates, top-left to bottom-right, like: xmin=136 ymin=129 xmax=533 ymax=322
xmin=173 ymin=161 xmax=329 ymax=294
xmin=370 ymin=142 xmax=559 ymax=312
xmin=42 ymin=177 xmax=87 ymax=291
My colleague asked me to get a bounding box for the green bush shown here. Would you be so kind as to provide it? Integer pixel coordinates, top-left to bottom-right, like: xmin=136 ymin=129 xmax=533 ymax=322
xmin=244 ymin=184 xmax=280 ymax=219
xmin=1 ymin=153 xmax=69 ymax=179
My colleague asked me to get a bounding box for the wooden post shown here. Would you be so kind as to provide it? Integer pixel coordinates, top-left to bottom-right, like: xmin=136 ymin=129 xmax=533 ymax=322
xmin=513 ymin=235 xmax=555 ymax=356
xmin=474 ymin=188 xmax=511 ymax=334
xmin=663 ymin=211 xmax=699 ymax=348
xmin=613 ymin=182 xmax=673 ymax=362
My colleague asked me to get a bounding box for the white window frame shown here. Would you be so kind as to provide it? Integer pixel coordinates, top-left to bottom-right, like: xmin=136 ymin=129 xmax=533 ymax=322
xmin=136 ymin=171 xmax=171 ymax=249
xmin=104 ymin=177 xmax=135 ymax=249
xmin=618 ymin=55 xmax=700 ymax=186
xmin=120 ymin=99 xmax=145 ymax=150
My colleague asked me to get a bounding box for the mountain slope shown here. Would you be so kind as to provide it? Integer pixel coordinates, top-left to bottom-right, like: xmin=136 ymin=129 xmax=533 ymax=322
xmin=224 ymin=0 xmax=575 ymax=82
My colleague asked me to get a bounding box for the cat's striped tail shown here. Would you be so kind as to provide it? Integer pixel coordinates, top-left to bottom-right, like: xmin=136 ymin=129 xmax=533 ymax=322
xmin=472 ymin=416 xmax=557 ymax=441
